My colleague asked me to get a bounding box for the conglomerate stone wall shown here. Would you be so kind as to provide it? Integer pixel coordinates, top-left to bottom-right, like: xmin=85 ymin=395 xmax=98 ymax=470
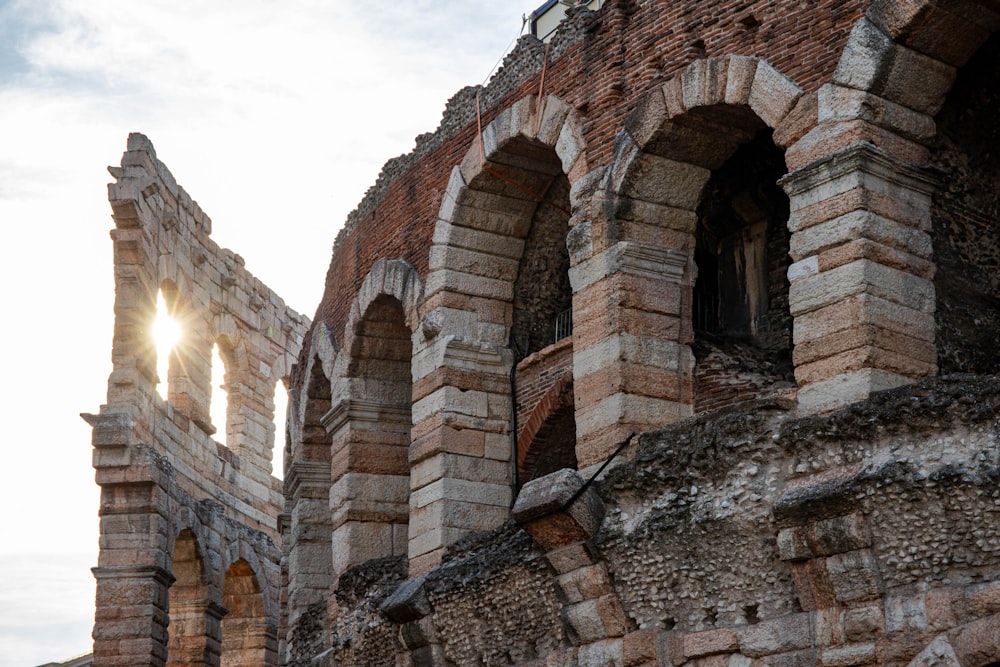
xmin=313 ymin=376 xmax=1000 ymax=666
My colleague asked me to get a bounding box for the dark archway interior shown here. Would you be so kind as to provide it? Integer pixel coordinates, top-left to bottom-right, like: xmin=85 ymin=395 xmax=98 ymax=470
xmin=348 ymin=295 xmax=412 ymax=407
xmin=301 ymin=358 xmax=333 ymax=464
xmin=521 ymin=402 xmax=577 ymax=485
xmin=931 ymin=32 xmax=1000 ymax=374
xmin=504 ymin=139 xmax=573 ymax=360
xmin=692 ymin=128 xmax=794 ymax=409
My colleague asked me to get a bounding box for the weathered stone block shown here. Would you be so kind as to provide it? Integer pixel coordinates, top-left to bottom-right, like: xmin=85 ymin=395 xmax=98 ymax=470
xmin=905 ymin=635 xmax=961 ymax=667
xmin=788 ymin=258 xmax=935 ymax=317
xmin=682 ymin=57 xmax=728 ymax=110
xmin=684 ymin=628 xmax=740 ymax=658
xmin=739 ymin=613 xmax=812 ymax=658
xmin=827 ymin=549 xmax=883 ymax=603
xmin=885 ymin=595 xmax=928 ymax=634
xmin=577 ymin=638 xmax=624 ymax=667
xmin=820 ymin=642 xmax=876 ymax=667
xmin=546 ymin=542 xmax=596 ymax=575
xmin=797 ymin=367 xmax=913 ymax=414
xmin=616 ymin=152 xmax=710 ymax=210
xmin=843 ymin=603 xmax=885 ymax=642
xmin=622 ymin=629 xmax=658 ymax=667
xmin=748 ymin=60 xmax=803 ymax=128
xmin=381 ymin=576 xmax=430 ymax=623
xmin=513 ymin=468 xmax=604 ymax=551
xmin=556 ymin=563 xmax=613 ymax=604
xmin=724 ymin=55 xmax=758 ymax=106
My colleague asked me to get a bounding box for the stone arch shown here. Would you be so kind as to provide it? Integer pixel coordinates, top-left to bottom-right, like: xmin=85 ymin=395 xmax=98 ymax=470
xmin=283 ymin=349 xmax=335 ymax=640
xmin=344 ymin=258 xmax=422 ymax=340
xmin=427 ymin=93 xmax=587 ymax=346
xmin=167 ymin=527 xmax=220 ymax=667
xmin=576 ymin=57 xmax=801 ymax=465
xmin=517 ymin=375 xmax=576 ymax=485
xmin=223 ymin=538 xmax=278 ymax=621
xmin=325 ymin=259 xmax=421 ymax=581
xmin=411 ymin=93 xmax=585 ymax=571
xmin=220 ymin=540 xmax=278 ymax=667
xmin=837 ymin=1 xmax=995 ymax=119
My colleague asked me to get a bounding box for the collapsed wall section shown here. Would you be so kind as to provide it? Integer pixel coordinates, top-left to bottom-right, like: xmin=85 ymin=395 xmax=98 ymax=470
xmin=319 ymin=377 xmax=1000 ymax=666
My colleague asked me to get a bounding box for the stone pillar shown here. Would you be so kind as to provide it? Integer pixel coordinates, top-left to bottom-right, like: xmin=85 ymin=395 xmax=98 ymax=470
xmin=282 ymin=461 xmax=332 ymax=632
xmin=781 ymin=142 xmax=938 ymax=413
xmin=323 ymin=398 xmax=411 ymax=577
xmin=92 ymin=565 xmax=174 ymax=667
xmin=221 ymin=616 xmax=277 ymax=667
xmin=87 ymin=411 xmax=173 ymax=667
xmin=407 ymin=337 xmax=513 ymax=575
xmin=569 ymin=231 xmax=695 ymax=468
xmin=166 ymin=600 xmax=226 ymax=667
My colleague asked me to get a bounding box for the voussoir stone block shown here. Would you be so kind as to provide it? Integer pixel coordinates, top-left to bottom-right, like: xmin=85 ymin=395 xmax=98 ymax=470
xmin=748 ymin=60 xmax=803 ymax=128
xmin=513 ymin=468 xmax=604 ymax=552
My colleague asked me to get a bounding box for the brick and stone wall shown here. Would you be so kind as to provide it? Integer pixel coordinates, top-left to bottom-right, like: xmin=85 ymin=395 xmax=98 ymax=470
xmin=278 ymin=0 xmax=998 ymax=662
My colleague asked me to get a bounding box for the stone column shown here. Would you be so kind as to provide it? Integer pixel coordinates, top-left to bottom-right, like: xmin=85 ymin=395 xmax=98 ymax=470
xmin=86 ymin=411 xmax=174 ymax=667
xmin=323 ymin=398 xmax=411 ymax=577
xmin=92 ymin=565 xmax=174 ymax=667
xmin=166 ymin=600 xmax=226 ymax=667
xmin=568 ymin=225 xmax=696 ymax=468
xmin=781 ymin=142 xmax=938 ymax=413
xmin=407 ymin=337 xmax=514 ymax=575
xmin=282 ymin=461 xmax=332 ymax=632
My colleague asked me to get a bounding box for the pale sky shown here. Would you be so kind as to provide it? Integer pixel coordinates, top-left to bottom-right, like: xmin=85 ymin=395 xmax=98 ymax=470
xmin=0 ymin=1 xmax=533 ymax=664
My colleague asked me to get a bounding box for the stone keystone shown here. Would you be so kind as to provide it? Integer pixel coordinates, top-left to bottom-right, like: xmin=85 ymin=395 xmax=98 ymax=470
xmin=512 ymin=468 xmax=605 ymax=551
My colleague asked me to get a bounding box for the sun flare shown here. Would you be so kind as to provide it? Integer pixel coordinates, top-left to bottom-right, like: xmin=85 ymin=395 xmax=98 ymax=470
xmin=154 ymin=292 xmax=181 ymax=396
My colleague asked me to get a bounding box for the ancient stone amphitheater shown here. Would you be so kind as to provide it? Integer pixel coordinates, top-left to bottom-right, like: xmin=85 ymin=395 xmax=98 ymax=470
xmin=83 ymin=1 xmax=1000 ymax=665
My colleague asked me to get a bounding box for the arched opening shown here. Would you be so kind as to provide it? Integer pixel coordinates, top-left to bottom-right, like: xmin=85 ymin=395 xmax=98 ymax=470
xmin=415 ymin=96 xmax=584 ymax=564
xmin=506 ymin=144 xmax=573 ymax=359
xmin=210 ymin=340 xmax=233 ymax=446
xmin=931 ymin=32 xmax=1000 ymax=374
xmin=330 ymin=293 xmax=412 ymax=572
xmin=153 ymin=286 xmax=182 ymax=401
xmin=517 ymin=378 xmax=577 ymax=485
xmin=167 ymin=529 xmax=216 ymax=666
xmin=285 ymin=356 xmax=333 ymax=647
xmin=492 ymin=137 xmax=576 ymax=483
xmin=272 ymin=378 xmax=289 ymax=480
xmin=692 ymin=127 xmax=794 ymax=412
xmin=221 ymin=559 xmax=270 ymax=667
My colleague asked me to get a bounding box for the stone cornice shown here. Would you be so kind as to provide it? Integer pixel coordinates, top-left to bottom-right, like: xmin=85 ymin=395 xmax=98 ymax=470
xmin=283 ymin=460 xmax=331 ymax=499
xmin=91 ymin=564 xmax=176 ymax=587
xmin=780 ymin=141 xmax=939 ymax=197
xmin=321 ymin=398 xmax=411 ymax=437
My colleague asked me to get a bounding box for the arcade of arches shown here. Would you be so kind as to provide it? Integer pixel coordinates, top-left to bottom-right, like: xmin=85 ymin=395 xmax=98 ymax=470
xmin=85 ymin=2 xmax=1000 ymax=666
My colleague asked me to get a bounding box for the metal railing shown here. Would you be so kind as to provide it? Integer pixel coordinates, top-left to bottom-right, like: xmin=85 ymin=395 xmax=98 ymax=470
xmin=554 ymin=308 xmax=573 ymax=343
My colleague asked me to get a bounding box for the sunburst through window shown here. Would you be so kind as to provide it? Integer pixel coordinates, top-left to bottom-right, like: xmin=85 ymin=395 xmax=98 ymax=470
xmin=153 ymin=291 xmax=181 ymax=399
